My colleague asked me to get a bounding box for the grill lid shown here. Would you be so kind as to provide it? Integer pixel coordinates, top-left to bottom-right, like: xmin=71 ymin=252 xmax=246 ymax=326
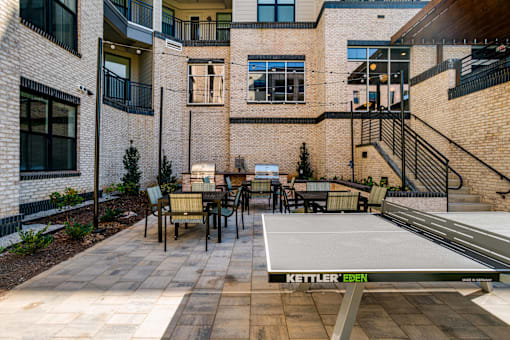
xmin=191 ymin=163 xmax=216 ymax=174
xmin=255 ymin=164 xmax=279 ymax=179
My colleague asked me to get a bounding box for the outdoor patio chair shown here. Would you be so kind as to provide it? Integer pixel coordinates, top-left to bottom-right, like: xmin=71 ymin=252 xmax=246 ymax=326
xmin=282 ymin=189 xmax=306 ymax=214
xmin=209 ymin=187 xmax=244 ymax=239
xmin=217 ymin=176 xmax=240 ymax=198
xmin=366 ymin=186 xmax=388 ymax=212
xmin=165 ymin=193 xmax=210 ymax=251
xmin=307 ymin=181 xmax=330 ymax=191
xmin=247 ymin=179 xmax=272 ymax=209
xmin=317 ymin=191 xmax=360 ymax=213
xmin=192 ymin=182 xmax=216 ymax=192
xmin=144 ymin=185 xmax=168 ymax=238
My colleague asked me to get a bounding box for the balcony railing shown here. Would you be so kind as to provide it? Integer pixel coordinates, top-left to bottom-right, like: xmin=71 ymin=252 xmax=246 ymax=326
xmin=111 ymin=0 xmax=153 ymax=29
xmin=103 ymin=69 xmax=152 ymax=112
xmin=162 ymin=13 xmax=230 ymax=42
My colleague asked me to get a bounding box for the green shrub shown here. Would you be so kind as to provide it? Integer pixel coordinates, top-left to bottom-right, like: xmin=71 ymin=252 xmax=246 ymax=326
xmin=9 ymin=225 xmax=53 ymax=255
xmin=64 ymin=219 xmax=93 ymax=240
xmin=100 ymin=207 xmax=122 ymax=222
xmin=297 ymin=142 xmax=313 ymax=179
xmin=159 ymin=155 xmax=177 ymax=185
xmin=122 ymin=141 xmax=141 ymax=195
xmin=49 ymin=187 xmax=84 ymax=211
xmin=160 ymin=182 xmax=178 ymax=195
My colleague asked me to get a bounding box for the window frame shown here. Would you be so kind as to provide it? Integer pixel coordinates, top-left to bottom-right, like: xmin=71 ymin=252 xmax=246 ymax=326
xmin=187 ymin=63 xmax=225 ymax=106
xmin=246 ymin=60 xmax=305 ymax=104
xmin=20 ymin=89 xmax=78 ymax=172
xmin=20 ymin=0 xmax=78 ymax=51
xmin=347 ymin=46 xmax=410 ymax=112
xmin=257 ymin=0 xmax=295 ymax=23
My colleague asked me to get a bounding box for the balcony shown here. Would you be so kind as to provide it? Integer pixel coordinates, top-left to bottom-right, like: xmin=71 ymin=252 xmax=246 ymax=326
xmin=162 ymin=13 xmax=231 ymax=43
xmin=110 ymin=0 xmax=153 ymax=28
xmin=103 ymin=69 xmax=153 ymax=115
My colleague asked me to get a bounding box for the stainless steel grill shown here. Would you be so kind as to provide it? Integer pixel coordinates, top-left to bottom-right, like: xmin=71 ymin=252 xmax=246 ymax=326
xmin=191 ymin=163 xmax=216 ymax=183
xmin=254 ymin=164 xmax=279 ymax=180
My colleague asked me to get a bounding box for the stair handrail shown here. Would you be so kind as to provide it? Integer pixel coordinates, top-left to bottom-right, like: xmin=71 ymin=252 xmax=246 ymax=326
xmin=410 ymin=113 xmax=509 ymax=197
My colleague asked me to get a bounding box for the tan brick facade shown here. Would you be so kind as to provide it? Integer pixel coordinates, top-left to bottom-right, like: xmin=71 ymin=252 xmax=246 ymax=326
xmin=410 ymin=64 xmax=510 ymax=211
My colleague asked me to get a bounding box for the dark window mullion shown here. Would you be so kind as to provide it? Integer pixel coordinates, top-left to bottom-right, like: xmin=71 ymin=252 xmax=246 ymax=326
xmin=48 ymin=99 xmax=53 ymax=171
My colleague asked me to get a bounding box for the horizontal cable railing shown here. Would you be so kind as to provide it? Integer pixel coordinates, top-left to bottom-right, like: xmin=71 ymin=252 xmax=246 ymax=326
xmin=111 ymin=0 xmax=153 ymax=28
xmin=360 ymin=111 xmax=463 ymax=194
xmin=103 ymin=69 xmax=152 ymax=111
xmin=162 ymin=13 xmax=230 ymax=42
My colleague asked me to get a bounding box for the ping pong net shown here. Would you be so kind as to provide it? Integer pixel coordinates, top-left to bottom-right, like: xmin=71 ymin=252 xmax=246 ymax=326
xmin=381 ymin=201 xmax=510 ymax=267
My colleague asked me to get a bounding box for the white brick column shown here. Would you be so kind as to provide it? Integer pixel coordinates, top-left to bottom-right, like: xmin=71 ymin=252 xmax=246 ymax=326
xmin=152 ymin=0 xmax=162 ymax=33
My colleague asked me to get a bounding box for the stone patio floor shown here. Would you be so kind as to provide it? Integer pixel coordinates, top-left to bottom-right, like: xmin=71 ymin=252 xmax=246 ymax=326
xmin=1 ymin=203 xmax=510 ymax=340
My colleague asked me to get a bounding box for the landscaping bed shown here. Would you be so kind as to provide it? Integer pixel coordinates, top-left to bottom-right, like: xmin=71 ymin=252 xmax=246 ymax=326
xmin=0 ymin=195 xmax=146 ymax=296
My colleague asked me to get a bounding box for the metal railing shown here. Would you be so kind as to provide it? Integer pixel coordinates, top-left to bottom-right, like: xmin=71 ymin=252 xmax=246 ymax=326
xmin=111 ymin=0 xmax=153 ymax=28
xmin=360 ymin=111 xmax=463 ymax=194
xmin=410 ymin=113 xmax=510 ymax=198
xmin=103 ymin=69 xmax=152 ymax=111
xmin=458 ymin=39 xmax=510 ymax=84
xmin=162 ymin=13 xmax=231 ymax=41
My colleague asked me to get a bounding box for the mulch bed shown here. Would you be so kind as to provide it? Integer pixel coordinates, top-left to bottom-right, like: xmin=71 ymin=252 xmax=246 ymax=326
xmin=0 ymin=195 xmax=147 ymax=296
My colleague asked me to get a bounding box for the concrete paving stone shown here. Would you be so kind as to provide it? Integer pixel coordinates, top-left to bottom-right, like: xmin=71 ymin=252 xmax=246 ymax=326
xmin=475 ymin=325 xmax=510 ymax=340
xmin=311 ymin=292 xmax=343 ymax=305
xmin=105 ymin=281 xmax=141 ymax=296
xmin=374 ymin=293 xmax=421 ymax=314
xmin=91 ymin=324 xmax=137 ymax=340
xmin=133 ymin=304 xmax=180 ymax=338
xmin=389 ymin=313 xmax=433 ymax=326
xmin=220 ymin=294 xmax=251 ymax=306
xmin=215 ymin=305 xmax=250 ymax=321
xmin=282 ymin=291 xmax=315 ymax=305
xmin=250 ymin=314 xmax=287 ymax=326
xmin=196 ymin=275 xmax=225 ymax=289
xmin=140 ymin=275 xmax=173 ymax=289
xmin=106 ymin=313 xmax=147 ymax=325
xmin=162 ymin=281 xmax=195 ymax=296
xmin=357 ymin=317 xmax=408 ymax=339
xmin=460 ymin=312 xmax=508 ymax=326
xmin=250 ymin=325 xmax=289 ymax=340
xmin=183 ymin=292 xmax=221 ymax=314
xmin=286 ymin=320 xmax=328 ymax=339
xmin=157 ymin=295 xmax=188 ymax=305
xmin=403 ymin=293 xmax=445 ymax=306
xmin=36 ymin=313 xmax=81 ymax=324
xmin=400 ymin=325 xmax=449 ymax=340
xmin=223 ymin=281 xmax=252 ymax=294
xmin=119 ymin=265 xmax=158 ymax=282
xmin=170 ymin=325 xmax=212 ymax=340
xmin=178 ymin=314 xmax=216 ymax=326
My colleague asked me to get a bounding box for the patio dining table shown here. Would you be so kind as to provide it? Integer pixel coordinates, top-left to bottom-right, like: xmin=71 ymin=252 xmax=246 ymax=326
xmin=295 ymin=190 xmax=368 ymax=213
xmin=242 ymin=180 xmax=282 ymax=213
xmin=157 ymin=190 xmax=227 ymax=243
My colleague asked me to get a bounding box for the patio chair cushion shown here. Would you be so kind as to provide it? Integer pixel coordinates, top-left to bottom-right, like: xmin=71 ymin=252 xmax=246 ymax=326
xmin=147 ymin=186 xmax=163 ymax=211
xmin=209 ymin=207 xmax=234 ymax=217
xmin=327 ymin=192 xmax=359 ymax=212
xmin=250 ymin=180 xmax=271 ymax=198
xmin=192 ymin=182 xmax=216 ymax=192
xmin=169 ymin=193 xmax=204 ymax=223
xmin=203 ymin=177 xmax=211 ymax=183
xmin=367 ymin=186 xmax=388 ymax=205
xmin=307 ymin=182 xmax=330 ymax=191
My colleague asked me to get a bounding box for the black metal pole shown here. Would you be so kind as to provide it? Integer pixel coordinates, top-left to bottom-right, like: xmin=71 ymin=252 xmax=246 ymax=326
xmin=188 ymin=110 xmax=192 ymax=172
xmin=350 ymin=101 xmax=355 ymax=182
xmin=158 ymin=87 xmax=163 ymax=184
xmin=400 ymin=71 xmax=406 ymax=190
xmin=93 ymin=38 xmax=103 ymax=229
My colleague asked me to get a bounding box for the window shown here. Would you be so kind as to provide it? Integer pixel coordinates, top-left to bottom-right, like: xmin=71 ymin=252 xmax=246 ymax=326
xmin=248 ymin=61 xmax=304 ymax=103
xmin=216 ymin=13 xmax=232 ymax=41
xmin=258 ymin=0 xmax=295 ymax=22
xmin=20 ymin=91 xmax=77 ymax=171
xmin=162 ymin=6 xmax=175 ymax=36
xmin=20 ymin=0 xmax=77 ymax=50
xmin=104 ymin=54 xmax=131 ymax=102
xmin=347 ymin=47 xmax=410 ymax=112
xmin=188 ymin=64 xmax=225 ymax=105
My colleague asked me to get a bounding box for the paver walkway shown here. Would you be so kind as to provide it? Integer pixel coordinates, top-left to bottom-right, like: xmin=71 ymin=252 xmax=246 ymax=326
xmin=1 ymin=203 xmax=510 ymax=340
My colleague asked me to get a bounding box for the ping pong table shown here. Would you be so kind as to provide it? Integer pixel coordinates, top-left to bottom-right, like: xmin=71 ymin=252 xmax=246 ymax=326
xmin=262 ymin=201 xmax=510 ymax=340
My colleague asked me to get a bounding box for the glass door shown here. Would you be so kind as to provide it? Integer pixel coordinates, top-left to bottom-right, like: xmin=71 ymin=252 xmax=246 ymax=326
xmin=216 ymin=13 xmax=231 ymax=41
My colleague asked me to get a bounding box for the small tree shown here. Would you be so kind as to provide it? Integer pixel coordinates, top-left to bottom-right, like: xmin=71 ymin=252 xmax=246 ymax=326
xmin=49 ymin=187 xmax=85 ymax=223
xmin=122 ymin=140 xmax=141 ymax=195
xmin=296 ymin=142 xmax=313 ymax=179
xmin=159 ymin=154 xmax=178 ymax=195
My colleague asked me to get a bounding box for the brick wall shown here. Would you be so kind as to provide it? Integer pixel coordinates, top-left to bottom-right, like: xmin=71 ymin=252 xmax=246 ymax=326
xmin=411 ymin=65 xmax=510 ymax=211
xmin=0 ymin=0 xmax=21 ymax=217
xmin=355 ymin=144 xmax=402 ymax=188
xmin=1 ymin=0 xmax=103 ymax=206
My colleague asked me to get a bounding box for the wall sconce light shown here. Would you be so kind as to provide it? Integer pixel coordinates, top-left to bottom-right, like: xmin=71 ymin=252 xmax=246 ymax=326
xmin=136 ymin=49 xmax=142 ymax=55
xmin=110 ymin=44 xmax=115 ymax=50
xmin=369 ymin=63 xmax=377 ymax=71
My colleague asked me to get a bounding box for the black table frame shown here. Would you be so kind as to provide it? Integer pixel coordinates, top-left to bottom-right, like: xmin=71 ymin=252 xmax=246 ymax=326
xmin=242 ymin=180 xmax=282 ymax=213
xmin=294 ymin=191 xmax=368 ymax=213
xmin=157 ymin=191 xmax=227 ymax=243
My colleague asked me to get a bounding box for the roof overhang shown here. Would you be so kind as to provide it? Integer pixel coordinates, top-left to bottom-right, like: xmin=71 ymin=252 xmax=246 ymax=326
xmin=391 ymin=0 xmax=510 ymax=45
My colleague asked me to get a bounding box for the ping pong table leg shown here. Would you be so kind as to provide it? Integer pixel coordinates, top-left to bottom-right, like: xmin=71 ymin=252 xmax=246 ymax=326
xmin=481 ymin=282 xmax=494 ymax=293
xmin=331 ymin=283 xmax=365 ymax=340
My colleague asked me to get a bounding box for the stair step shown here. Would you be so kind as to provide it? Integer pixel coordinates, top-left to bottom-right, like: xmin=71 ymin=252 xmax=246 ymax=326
xmin=449 ymin=193 xmax=481 ymax=203
xmin=448 ymin=202 xmax=492 ymax=212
